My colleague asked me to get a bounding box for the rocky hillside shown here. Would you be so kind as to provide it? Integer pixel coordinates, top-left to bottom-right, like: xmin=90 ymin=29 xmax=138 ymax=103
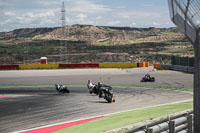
xmin=0 ymin=28 xmax=55 ymax=40
xmin=0 ymin=25 xmax=184 ymax=45
xmin=0 ymin=25 xmax=193 ymax=64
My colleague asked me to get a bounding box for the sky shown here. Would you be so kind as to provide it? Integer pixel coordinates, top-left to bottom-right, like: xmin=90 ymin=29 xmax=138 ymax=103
xmin=0 ymin=0 xmax=175 ymax=32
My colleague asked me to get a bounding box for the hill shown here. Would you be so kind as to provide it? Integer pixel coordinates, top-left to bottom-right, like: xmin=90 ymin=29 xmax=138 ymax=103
xmin=0 ymin=25 xmax=193 ymax=64
xmin=0 ymin=25 xmax=184 ymax=45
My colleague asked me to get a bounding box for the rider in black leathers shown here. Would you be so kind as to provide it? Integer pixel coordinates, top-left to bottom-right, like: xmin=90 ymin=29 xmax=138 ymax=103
xmin=97 ymin=82 xmax=113 ymax=98
xmin=55 ymin=84 xmax=70 ymax=93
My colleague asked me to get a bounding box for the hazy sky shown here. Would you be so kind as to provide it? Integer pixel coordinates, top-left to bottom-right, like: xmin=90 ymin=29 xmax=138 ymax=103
xmin=0 ymin=0 xmax=175 ymax=32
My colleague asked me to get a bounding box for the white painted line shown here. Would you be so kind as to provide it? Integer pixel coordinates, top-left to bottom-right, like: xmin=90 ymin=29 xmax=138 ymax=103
xmin=15 ymin=99 xmax=192 ymax=133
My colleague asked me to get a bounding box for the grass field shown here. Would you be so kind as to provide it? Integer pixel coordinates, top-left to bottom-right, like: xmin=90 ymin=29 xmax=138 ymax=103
xmin=0 ymin=94 xmax=18 ymax=96
xmin=54 ymin=101 xmax=192 ymax=133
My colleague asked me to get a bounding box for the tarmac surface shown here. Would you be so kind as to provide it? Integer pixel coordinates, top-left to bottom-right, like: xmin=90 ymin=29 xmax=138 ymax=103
xmin=0 ymin=67 xmax=193 ymax=88
xmin=0 ymin=67 xmax=193 ymax=132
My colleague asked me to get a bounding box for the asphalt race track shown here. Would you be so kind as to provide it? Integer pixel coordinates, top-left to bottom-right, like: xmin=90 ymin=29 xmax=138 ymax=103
xmin=0 ymin=68 xmax=193 ymax=132
xmin=0 ymin=67 xmax=193 ymax=88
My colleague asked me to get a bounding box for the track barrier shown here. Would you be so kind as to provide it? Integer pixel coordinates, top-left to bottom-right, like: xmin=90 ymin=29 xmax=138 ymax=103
xmin=59 ymin=63 xmax=99 ymax=68
xmin=153 ymin=63 xmax=161 ymax=69
xmin=161 ymin=64 xmax=194 ymax=73
xmin=0 ymin=65 xmax=19 ymax=70
xmin=19 ymin=64 xmax=59 ymax=69
xmin=138 ymin=62 xmax=145 ymax=67
xmin=130 ymin=111 xmax=193 ymax=133
xmin=154 ymin=63 xmax=194 ymax=73
xmin=0 ymin=62 xmax=149 ymax=70
xmin=99 ymin=63 xmax=137 ymax=68
xmin=145 ymin=62 xmax=149 ymax=67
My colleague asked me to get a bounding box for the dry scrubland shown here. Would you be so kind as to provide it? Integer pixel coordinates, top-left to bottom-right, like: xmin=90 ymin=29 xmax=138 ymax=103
xmin=0 ymin=25 xmax=193 ymax=64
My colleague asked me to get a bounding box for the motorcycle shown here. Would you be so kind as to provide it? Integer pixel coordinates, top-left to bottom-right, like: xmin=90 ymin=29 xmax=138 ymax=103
xmin=87 ymin=80 xmax=99 ymax=95
xmin=140 ymin=74 xmax=155 ymax=82
xmin=55 ymin=84 xmax=70 ymax=94
xmin=97 ymin=82 xmax=115 ymax=103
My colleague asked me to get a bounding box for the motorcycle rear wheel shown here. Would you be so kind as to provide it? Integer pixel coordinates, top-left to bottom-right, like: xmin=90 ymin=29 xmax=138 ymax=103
xmin=106 ymin=94 xmax=113 ymax=103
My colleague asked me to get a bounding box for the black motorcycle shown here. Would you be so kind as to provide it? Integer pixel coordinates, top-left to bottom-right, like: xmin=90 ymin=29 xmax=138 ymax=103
xmin=141 ymin=74 xmax=155 ymax=82
xmin=55 ymin=84 xmax=70 ymax=94
xmin=98 ymin=82 xmax=115 ymax=103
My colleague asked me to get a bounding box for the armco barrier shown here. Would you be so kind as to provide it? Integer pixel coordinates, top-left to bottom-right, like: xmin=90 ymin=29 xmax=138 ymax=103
xmin=19 ymin=64 xmax=59 ymax=69
xmin=130 ymin=111 xmax=193 ymax=133
xmin=59 ymin=64 xmax=99 ymax=68
xmin=99 ymin=63 xmax=137 ymax=68
xmin=0 ymin=65 xmax=19 ymax=70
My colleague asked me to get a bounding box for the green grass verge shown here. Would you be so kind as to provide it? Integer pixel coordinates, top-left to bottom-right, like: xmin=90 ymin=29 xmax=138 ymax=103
xmin=54 ymin=101 xmax=192 ymax=133
xmin=0 ymin=84 xmax=85 ymax=88
xmin=0 ymin=94 xmax=19 ymax=96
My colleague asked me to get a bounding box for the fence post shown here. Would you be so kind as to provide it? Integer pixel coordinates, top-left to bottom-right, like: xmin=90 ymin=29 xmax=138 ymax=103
xmin=146 ymin=128 xmax=153 ymax=133
xmin=169 ymin=120 xmax=175 ymax=133
xmin=187 ymin=114 xmax=193 ymax=133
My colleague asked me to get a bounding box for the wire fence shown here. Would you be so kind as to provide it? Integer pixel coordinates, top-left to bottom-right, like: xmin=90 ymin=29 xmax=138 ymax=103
xmin=168 ymin=0 xmax=200 ymax=30
xmin=168 ymin=0 xmax=200 ymax=43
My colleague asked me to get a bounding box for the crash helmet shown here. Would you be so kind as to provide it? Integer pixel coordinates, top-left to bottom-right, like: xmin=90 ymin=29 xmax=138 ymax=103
xmin=55 ymin=84 xmax=60 ymax=88
xmin=88 ymin=80 xmax=92 ymax=84
xmin=98 ymin=82 xmax=103 ymax=87
xmin=145 ymin=74 xmax=150 ymax=77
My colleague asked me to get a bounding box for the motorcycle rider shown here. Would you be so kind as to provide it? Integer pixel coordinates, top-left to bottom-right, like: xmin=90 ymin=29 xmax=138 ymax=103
xmin=87 ymin=80 xmax=97 ymax=94
xmin=145 ymin=74 xmax=150 ymax=80
xmin=97 ymin=82 xmax=113 ymax=98
xmin=98 ymin=82 xmax=104 ymax=98
xmin=55 ymin=84 xmax=70 ymax=93
xmin=55 ymin=84 xmax=61 ymax=91
xmin=87 ymin=80 xmax=95 ymax=89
